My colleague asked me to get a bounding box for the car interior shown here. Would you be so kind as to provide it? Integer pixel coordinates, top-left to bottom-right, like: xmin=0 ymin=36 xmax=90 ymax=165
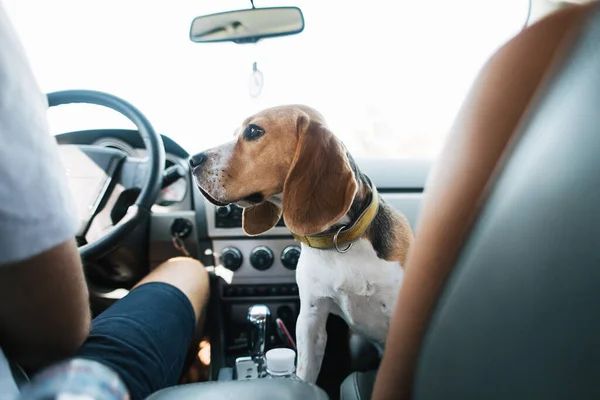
xmin=4 ymin=0 xmax=600 ymax=398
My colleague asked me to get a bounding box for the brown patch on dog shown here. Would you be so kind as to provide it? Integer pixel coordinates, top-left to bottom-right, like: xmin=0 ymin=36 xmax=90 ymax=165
xmin=282 ymin=114 xmax=357 ymax=236
xmin=365 ymin=203 xmax=413 ymax=265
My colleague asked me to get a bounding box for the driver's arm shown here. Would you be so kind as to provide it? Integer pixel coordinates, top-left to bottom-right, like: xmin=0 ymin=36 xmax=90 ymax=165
xmin=0 ymin=5 xmax=90 ymax=370
xmin=0 ymin=241 xmax=90 ymax=370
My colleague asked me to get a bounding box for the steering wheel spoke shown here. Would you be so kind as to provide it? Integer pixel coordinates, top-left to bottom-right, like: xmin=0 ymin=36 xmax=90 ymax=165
xmin=118 ymin=156 xmax=149 ymax=192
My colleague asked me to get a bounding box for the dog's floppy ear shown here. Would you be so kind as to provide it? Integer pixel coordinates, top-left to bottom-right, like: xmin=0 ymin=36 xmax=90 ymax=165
xmin=282 ymin=113 xmax=357 ymax=236
xmin=242 ymin=202 xmax=282 ymax=236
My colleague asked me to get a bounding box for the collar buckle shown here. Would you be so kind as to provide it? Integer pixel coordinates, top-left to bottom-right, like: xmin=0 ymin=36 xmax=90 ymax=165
xmin=333 ymin=225 xmax=353 ymax=253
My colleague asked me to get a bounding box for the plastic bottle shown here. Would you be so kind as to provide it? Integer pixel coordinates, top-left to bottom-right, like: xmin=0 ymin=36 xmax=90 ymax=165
xmin=265 ymin=348 xmax=299 ymax=379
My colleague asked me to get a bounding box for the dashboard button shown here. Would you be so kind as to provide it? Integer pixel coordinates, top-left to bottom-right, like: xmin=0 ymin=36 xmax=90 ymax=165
xmin=220 ymin=247 xmax=243 ymax=271
xmin=281 ymin=245 xmax=301 ymax=270
xmin=250 ymin=246 xmax=274 ymax=271
xmin=256 ymin=286 xmax=267 ymax=295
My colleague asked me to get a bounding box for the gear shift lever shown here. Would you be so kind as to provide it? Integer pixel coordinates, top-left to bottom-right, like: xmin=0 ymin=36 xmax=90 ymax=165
xmin=247 ymin=304 xmax=270 ymax=373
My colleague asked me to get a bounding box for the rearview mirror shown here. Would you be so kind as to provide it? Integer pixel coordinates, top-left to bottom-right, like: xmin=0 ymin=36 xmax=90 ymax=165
xmin=190 ymin=7 xmax=304 ymax=44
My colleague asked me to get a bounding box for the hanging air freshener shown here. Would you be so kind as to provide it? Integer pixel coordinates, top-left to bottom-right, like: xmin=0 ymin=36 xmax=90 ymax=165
xmin=249 ymin=62 xmax=263 ymax=98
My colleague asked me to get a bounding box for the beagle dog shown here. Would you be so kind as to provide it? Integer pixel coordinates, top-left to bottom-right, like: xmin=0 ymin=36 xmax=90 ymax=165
xmin=189 ymin=105 xmax=413 ymax=383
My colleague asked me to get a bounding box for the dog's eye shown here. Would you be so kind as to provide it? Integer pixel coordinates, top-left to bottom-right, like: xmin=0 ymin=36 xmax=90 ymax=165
xmin=243 ymin=124 xmax=265 ymax=141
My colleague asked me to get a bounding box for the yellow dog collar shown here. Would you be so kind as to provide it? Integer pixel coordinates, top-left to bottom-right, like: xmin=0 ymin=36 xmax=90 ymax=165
xmin=291 ymin=181 xmax=379 ymax=253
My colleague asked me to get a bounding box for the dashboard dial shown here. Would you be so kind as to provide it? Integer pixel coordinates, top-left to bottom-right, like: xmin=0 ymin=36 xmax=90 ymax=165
xmin=281 ymin=245 xmax=301 ymax=270
xmin=220 ymin=247 xmax=243 ymax=271
xmin=250 ymin=246 xmax=274 ymax=271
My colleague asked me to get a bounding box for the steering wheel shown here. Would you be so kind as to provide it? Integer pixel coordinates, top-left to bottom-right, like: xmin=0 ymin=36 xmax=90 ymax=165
xmin=48 ymin=90 xmax=165 ymax=261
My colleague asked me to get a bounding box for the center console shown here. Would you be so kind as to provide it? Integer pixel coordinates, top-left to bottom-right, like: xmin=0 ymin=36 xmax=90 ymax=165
xmin=207 ymin=203 xmax=301 ymax=376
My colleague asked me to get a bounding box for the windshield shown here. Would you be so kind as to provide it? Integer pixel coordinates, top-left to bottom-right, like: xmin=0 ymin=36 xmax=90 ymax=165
xmin=4 ymin=0 xmax=528 ymax=158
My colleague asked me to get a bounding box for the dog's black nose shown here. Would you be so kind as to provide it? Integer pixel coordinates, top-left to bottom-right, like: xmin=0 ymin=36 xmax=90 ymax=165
xmin=189 ymin=153 xmax=207 ymax=169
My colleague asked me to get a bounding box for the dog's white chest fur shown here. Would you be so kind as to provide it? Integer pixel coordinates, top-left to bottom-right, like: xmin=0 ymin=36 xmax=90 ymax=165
xmin=294 ymin=238 xmax=403 ymax=382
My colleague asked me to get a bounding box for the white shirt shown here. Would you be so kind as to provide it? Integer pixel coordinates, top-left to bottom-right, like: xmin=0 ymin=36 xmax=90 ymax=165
xmin=0 ymin=3 xmax=79 ymax=398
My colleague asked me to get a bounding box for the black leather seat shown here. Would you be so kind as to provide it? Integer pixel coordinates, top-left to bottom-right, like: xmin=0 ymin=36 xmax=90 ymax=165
xmin=341 ymin=2 xmax=600 ymax=399
xmin=413 ymin=5 xmax=600 ymax=398
xmin=348 ymin=333 xmax=381 ymax=372
xmin=341 ymin=370 xmax=378 ymax=400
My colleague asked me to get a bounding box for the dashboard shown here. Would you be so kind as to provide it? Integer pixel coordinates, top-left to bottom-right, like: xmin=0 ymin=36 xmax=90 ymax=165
xmin=55 ymin=129 xmax=432 ymax=376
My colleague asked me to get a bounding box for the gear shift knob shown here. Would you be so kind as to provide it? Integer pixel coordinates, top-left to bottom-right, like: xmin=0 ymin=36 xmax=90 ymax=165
xmin=247 ymin=304 xmax=270 ymax=362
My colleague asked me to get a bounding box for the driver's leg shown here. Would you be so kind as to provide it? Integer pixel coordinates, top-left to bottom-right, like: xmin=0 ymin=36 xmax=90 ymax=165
xmin=132 ymin=256 xmax=209 ymax=321
xmin=76 ymin=257 xmax=210 ymax=400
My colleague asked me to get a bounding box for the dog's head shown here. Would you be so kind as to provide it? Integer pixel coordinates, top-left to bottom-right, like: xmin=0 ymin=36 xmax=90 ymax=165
xmin=189 ymin=105 xmax=357 ymax=236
